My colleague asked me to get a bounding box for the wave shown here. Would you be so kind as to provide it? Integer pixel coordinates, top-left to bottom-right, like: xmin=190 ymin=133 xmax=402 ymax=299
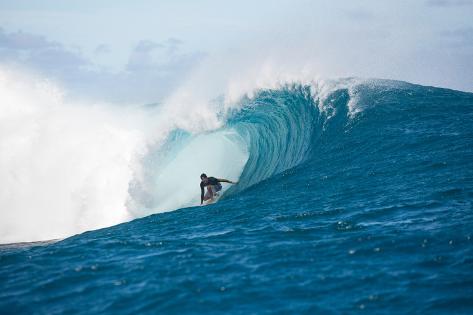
xmin=126 ymin=81 xmax=362 ymax=214
xmin=1 ymin=65 xmax=446 ymax=244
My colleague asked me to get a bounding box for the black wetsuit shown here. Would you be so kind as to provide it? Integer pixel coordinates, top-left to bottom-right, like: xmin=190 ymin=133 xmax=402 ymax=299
xmin=200 ymin=177 xmax=222 ymax=203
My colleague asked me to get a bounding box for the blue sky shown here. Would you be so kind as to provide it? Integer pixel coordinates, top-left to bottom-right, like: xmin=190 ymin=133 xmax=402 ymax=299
xmin=0 ymin=0 xmax=472 ymax=103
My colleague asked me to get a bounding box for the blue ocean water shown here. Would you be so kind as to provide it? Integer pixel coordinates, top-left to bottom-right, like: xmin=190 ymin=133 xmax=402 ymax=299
xmin=1 ymin=79 xmax=473 ymax=314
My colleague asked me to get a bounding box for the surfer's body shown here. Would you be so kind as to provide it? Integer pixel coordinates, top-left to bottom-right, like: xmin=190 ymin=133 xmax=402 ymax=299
xmin=200 ymin=173 xmax=236 ymax=204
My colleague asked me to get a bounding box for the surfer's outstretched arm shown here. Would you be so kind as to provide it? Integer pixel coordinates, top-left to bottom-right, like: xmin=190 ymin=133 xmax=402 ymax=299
xmin=217 ymin=178 xmax=237 ymax=184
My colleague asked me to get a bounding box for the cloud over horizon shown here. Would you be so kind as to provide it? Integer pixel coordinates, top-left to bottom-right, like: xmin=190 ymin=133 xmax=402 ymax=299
xmin=0 ymin=0 xmax=472 ymax=96
xmin=0 ymin=28 xmax=204 ymax=104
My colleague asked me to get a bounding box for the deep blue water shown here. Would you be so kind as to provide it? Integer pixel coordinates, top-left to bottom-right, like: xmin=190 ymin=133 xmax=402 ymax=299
xmin=1 ymin=80 xmax=473 ymax=314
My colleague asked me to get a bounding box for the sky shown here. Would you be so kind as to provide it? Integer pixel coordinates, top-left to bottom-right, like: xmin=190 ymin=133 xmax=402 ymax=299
xmin=0 ymin=0 xmax=472 ymax=103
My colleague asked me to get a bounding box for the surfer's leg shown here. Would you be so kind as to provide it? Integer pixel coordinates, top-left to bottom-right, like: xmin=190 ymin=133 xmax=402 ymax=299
xmin=204 ymin=187 xmax=213 ymax=201
xmin=207 ymin=186 xmax=214 ymax=198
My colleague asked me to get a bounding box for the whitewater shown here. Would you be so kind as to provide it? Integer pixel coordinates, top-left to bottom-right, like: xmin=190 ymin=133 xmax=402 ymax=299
xmin=0 ymin=66 xmax=353 ymax=244
xmin=1 ymin=64 xmax=473 ymax=313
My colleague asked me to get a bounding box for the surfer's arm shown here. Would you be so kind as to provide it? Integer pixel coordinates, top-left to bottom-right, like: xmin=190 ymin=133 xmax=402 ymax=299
xmin=200 ymin=184 xmax=205 ymax=204
xmin=217 ymin=178 xmax=237 ymax=184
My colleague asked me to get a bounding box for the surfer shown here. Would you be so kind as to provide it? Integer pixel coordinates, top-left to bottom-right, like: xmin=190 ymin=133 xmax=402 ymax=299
xmin=200 ymin=173 xmax=236 ymax=204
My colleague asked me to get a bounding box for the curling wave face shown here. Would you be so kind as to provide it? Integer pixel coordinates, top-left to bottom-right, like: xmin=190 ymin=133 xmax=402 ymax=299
xmin=1 ymin=67 xmax=470 ymax=249
xmin=2 ymin=66 xmax=326 ymax=243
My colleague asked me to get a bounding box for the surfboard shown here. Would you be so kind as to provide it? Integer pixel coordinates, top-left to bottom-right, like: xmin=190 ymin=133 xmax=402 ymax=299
xmin=203 ymin=192 xmax=220 ymax=205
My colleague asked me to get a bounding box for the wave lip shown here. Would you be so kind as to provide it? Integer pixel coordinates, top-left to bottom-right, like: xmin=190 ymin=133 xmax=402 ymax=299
xmin=226 ymin=84 xmax=321 ymax=192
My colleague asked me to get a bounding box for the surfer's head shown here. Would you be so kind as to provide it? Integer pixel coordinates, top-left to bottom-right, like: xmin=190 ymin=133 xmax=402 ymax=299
xmin=200 ymin=173 xmax=207 ymax=180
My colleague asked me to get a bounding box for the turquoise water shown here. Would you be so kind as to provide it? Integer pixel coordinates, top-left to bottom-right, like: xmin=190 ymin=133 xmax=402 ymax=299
xmin=1 ymin=80 xmax=473 ymax=314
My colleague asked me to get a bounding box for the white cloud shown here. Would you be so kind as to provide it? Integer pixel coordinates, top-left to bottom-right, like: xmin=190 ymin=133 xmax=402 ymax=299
xmin=94 ymin=44 xmax=111 ymax=55
xmin=0 ymin=28 xmax=205 ymax=103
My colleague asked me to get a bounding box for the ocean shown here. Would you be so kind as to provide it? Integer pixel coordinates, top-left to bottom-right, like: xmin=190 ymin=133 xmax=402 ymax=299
xmin=1 ymin=78 xmax=472 ymax=314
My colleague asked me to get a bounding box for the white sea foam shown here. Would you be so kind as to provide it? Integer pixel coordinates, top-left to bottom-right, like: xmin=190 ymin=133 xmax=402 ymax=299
xmin=0 ymin=66 xmax=250 ymax=243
